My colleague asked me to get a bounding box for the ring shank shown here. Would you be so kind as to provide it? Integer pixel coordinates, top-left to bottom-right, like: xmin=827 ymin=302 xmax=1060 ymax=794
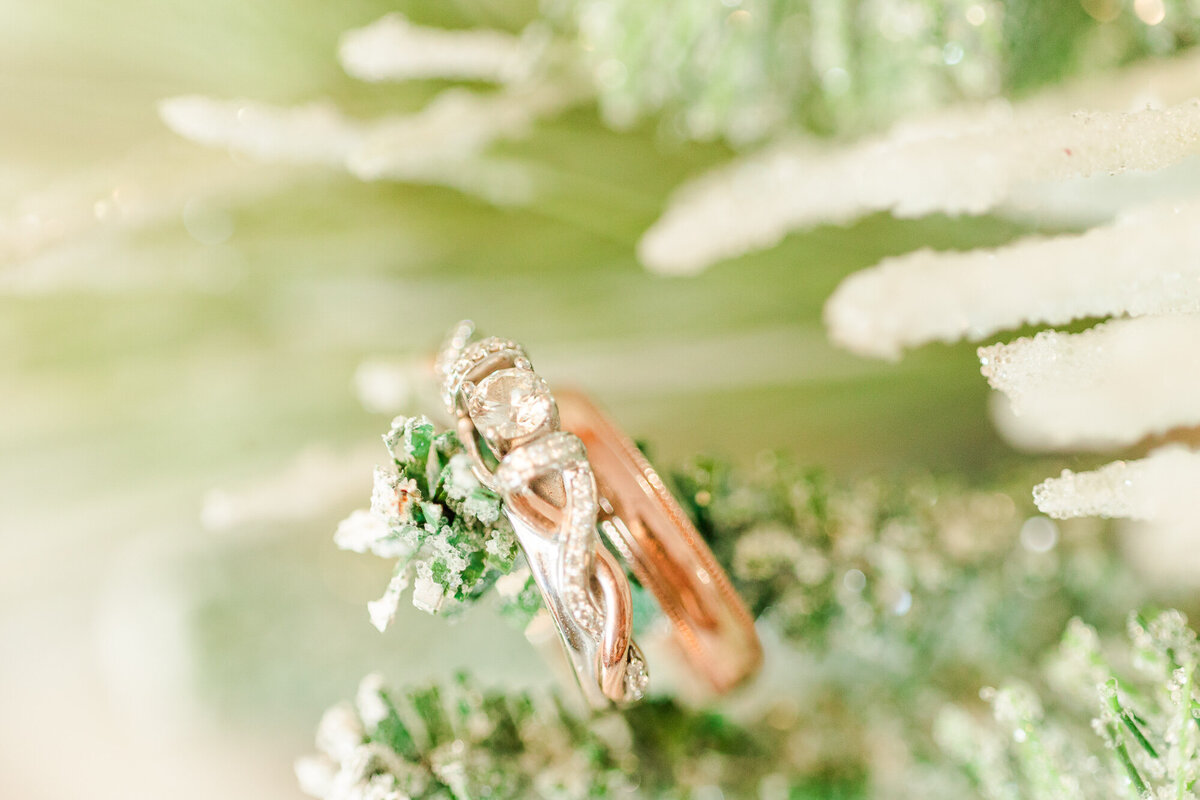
xmin=558 ymin=390 xmax=762 ymax=693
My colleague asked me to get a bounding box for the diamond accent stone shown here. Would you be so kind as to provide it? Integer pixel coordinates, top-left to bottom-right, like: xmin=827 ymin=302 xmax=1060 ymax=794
xmin=624 ymin=653 xmax=649 ymax=701
xmin=472 ymin=368 xmax=556 ymax=446
xmin=439 ymin=335 xmax=528 ymax=413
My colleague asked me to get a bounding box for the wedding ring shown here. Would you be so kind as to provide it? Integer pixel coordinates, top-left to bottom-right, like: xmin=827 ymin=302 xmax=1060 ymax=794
xmin=436 ymin=321 xmax=760 ymax=706
xmin=557 ymin=391 xmax=762 ymax=693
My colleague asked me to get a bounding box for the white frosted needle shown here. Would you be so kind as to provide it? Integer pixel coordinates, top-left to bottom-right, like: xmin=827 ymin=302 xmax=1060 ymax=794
xmin=641 ymin=99 xmax=1200 ymax=275
xmin=1035 ymin=445 xmax=1200 ymax=522
xmin=979 ymin=315 xmax=1200 ymax=450
xmin=339 ymin=13 xmax=527 ymax=83
xmin=826 ymin=201 xmax=1200 ymax=360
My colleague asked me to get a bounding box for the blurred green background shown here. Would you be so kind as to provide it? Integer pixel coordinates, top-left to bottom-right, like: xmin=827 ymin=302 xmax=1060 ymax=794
xmin=0 ymin=2 xmax=1085 ymax=798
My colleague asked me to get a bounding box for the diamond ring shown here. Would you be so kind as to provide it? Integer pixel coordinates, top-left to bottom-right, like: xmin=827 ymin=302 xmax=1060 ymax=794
xmin=557 ymin=390 xmax=762 ymax=695
xmin=437 ymin=321 xmax=759 ymax=706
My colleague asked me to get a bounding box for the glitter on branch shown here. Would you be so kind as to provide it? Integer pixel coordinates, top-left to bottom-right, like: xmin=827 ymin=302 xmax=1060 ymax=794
xmin=825 ymin=201 xmax=1200 ymax=360
xmin=334 ymin=416 xmax=517 ymax=629
xmin=296 ymin=672 xmax=805 ymax=800
xmin=1033 ymin=444 xmax=1200 ymax=522
xmin=938 ymin=611 xmax=1200 ymax=799
xmin=639 ymin=99 xmax=1200 ymax=275
xmin=978 ymin=316 xmax=1200 ymax=450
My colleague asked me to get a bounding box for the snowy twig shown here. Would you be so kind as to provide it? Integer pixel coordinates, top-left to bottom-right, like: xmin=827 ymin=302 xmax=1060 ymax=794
xmin=1033 ymin=444 xmax=1200 ymax=522
xmin=160 ymin=83 xmax=581 ymax=204
xmin=826 ymin=200 xmax=1200 ymax=359
xmin=979 ymin=316 xmax=1200 ymax=450
xmin=339 ymin=13 xmax=529 ymax=83
xmin=641 ymin=99 xmax=1200 ymax=275
xmin=336 ymin=416 xmax=517 ymax=629
xmin=939 ymin=611 xmax=1200 ymax=799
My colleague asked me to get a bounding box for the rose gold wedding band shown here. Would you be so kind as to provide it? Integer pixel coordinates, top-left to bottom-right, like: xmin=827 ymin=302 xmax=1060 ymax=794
xmin=557 ymin=390 xmax=762 ymax=694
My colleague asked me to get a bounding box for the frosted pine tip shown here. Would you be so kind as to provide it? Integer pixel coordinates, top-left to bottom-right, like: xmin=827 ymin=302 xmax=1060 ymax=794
xmin=1033 ymin=445 xmax=1200 ymax=522
xmin=640 ymin=99 xmax=1200 ymax=275
xmin=339 ymin=13 xmax=525 ymax=84
xmin=826 ymin=200 xmax=1200 ymax=360
xmin=980 ymin=317 xmax=1200 ymax=450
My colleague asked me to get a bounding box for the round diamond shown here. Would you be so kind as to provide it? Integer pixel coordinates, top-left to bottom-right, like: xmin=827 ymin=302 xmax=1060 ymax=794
xmin=625 ymin=655 xmax=649 ymax=701
xmin=473 ymin=368 xmax=556 ymax=445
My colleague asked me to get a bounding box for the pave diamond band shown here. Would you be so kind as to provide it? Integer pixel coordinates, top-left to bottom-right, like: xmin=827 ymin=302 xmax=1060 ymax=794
xmin=493 ymin=431 xmax=587 ymax=493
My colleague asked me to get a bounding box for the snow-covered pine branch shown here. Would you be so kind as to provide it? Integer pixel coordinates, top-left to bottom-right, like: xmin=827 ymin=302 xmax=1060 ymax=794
xmin=159 ymin=82 xmax=579 ymax=204
xmin=826 ymin=201 xmax=1200 ymax=360
xmin=1033 ymin=444 xmax=1200 ymax=522
xmin=338 ymin=13 xmax=530 ymax=83
xmin=978 ymin=316 xmax=1200 ymax=450
xmin=640 ymin=98 xmax=1200 ymax=275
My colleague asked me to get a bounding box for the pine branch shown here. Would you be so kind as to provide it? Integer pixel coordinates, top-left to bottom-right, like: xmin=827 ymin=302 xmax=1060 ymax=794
xmin=939 ymin=610 xmax=1200 ymax=800
xmin=824 ymin=201 xmax=1200 ymax=361
xmin=328 ymin=416 xmax=1173 ymax=798
xmin=553 ymin=0 xmax=1200 ymax=145
xmin=670 ymin=455 xmax=1140 ymax=683
xmin=334 ymin=416 xmax=518 ymax=630
xmin=296 ymin=673 xmax=812 ymax=800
